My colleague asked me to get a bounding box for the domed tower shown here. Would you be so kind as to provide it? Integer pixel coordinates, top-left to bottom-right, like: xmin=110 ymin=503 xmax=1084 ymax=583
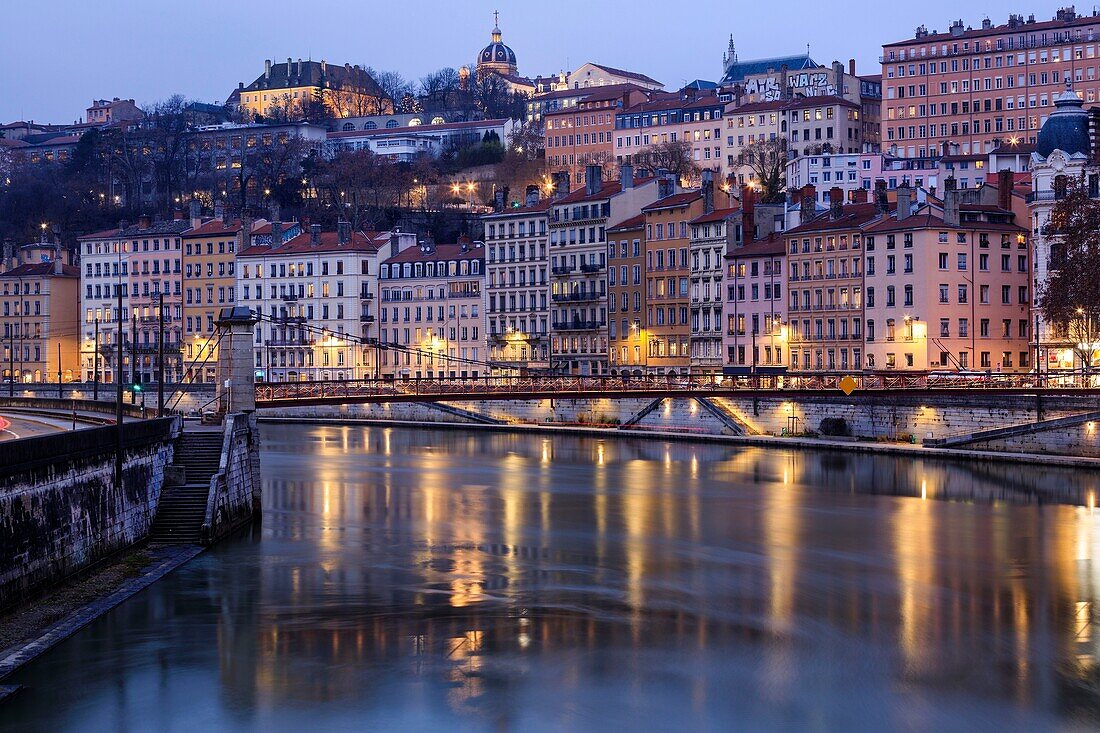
xmin=477 ymin=11 xmax=518 ymax=79
xmin=1035 ymin=81 xmax=1091 ymax=159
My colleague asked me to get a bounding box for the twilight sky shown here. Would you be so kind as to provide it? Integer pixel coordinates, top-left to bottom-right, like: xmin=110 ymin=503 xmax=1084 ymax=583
xmin=0 ymin=0 xmax=1073 ymax=123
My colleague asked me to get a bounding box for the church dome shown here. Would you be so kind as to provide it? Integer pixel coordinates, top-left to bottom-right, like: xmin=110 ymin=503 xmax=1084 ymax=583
xmin=1036 ymin=83 xmax=1091 ymax=158
xmin=477 ymin=13 xmax=517 ymax=74
xmin=480 ymin=40 xmax=516 ymax=67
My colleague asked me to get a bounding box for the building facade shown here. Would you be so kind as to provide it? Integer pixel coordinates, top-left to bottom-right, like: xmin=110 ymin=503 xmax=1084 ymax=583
xmin=379 ymin=237 xmax=486 ymax=379
xmin=607 ymin=215 xmax=646 ymax=374
xmin=544 ymin=85 xmax=650 ymax=185
xmin=642 ymin=188 xmax=704 ymax=374
xmin=483 ymin=195 xmax=551 ymax=373
xmin=1 ymin=243 xmax=79 ymax=384
xmin=237 ymin=224 xmax=390 ymax=382
xmin=880 ymin=8 xmax=1100 ymax=158
xmin=232 ymin=59 xmax=391 ymax=119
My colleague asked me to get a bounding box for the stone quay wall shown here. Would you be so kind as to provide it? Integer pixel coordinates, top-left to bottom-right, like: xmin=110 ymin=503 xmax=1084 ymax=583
xmin=0 ymin=417 xmax=181 ymax=608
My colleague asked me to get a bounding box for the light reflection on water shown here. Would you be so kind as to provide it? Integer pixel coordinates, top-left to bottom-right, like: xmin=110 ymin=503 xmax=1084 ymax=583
xmin=2 ymin=424 xmax=1100 ymax=732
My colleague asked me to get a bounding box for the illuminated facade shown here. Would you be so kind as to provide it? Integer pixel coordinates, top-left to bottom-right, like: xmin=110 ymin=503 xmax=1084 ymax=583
xmin=232 ymin=59 xmax=391 ymax=119
xmin=379 ymin=237 xmax=486 ymax=379
xmin=483 ymin=194 xmax=551 ymax=373
xmin=1 ymin=241 xmax=79 ymax=384
xmin=606 ymin=214 xmax=646 ymax=374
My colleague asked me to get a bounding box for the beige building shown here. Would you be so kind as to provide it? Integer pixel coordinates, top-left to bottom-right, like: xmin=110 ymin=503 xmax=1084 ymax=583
xmin=862 ymin=182 xmax=1031 ymax=372
xmin=1 ymin=241 xmax=79 ymax=384
xmin=378 ymin=237 xmax=486 ymax=379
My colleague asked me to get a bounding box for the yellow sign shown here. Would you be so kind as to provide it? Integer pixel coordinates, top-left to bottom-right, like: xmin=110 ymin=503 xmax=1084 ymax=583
xmin=838 ymin=375 xmax=858 ymax=396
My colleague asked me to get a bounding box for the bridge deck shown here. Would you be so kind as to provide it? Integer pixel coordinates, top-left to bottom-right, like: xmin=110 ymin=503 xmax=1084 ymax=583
xmin=254 ymin=375 xmax=1100 ymax=407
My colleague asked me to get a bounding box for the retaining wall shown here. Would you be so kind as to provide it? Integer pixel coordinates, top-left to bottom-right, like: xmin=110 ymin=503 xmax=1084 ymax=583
xmin=0 ymin=417 xmax=181 ymax=608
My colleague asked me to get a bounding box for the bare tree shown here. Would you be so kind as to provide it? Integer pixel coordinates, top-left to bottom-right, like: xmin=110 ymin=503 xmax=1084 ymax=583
xmin=368 ymin=68 xmax=413 ymax=106
xmin=739 ymin=136 xmax=788 ymax=204
xmin=1037 ymin=174 xmax=1100 ymax=377
xmin=418 ymin=68 xmax=461 ymax=115
xmin=635 ymin=139 xmax=699 ymax=183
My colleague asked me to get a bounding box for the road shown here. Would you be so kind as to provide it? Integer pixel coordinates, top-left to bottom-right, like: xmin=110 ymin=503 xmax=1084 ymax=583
xmin=0 ymin=413 xmax=73 ymax=441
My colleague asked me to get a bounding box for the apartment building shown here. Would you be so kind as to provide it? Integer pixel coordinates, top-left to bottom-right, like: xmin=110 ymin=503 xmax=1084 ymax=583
xmin=1 ymin=241 xmax=79 ymax=384
xmin=614 ymin=89 xmax=727 ymax=183
xmin=785 ymin=96 xmax=864 ymax=158
xmin=689 ymin=194 xmax=736 ymax=375
xmin=725 ymin=100 xmax=784 ymax=187
xmin=606 ymin=215 xmax=646 ymax=374
xmin=544 ymin=84 xmax=650 ymax=185
xmin=77 ymin=216 xmax=191 ymax=386
xmin=642 ymin=185 xmax=704 ymax=374
xmin=181 ymin=212 xmax=273 ymax=384
xmin=378 ymin=237 xmax=485 ymax=379
xmin=724 ymin=234 xmax=787 ymax=372
xmin=237 ymin=223 xmax=391 ymax=382
xmin=784 ymin=187 xmax=876 ymax=371
xmin=880 ymin=8 xmax=1100 ymax=158
xmin=483 ymin=191 xmax=551 ymax=373
xmin=126 ymin=216 xmax=192 ymax=385
xmin=862 ymin=180 xmax=1031 ymax=371
xmin=548 ymin=164 xmax=662 ymax=375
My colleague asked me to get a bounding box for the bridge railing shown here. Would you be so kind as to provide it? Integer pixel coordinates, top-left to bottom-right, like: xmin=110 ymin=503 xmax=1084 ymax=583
xmin=254 ymin=372 xmax=1100 ymax=403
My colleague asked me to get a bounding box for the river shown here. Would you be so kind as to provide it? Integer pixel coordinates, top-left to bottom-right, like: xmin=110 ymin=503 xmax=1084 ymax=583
xmin=2 ymin=423 xmax=1100 ymax=732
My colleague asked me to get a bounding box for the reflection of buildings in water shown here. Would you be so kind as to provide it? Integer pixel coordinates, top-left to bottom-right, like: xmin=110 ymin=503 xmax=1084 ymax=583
xmin=240 ymin=424 xmax=1100 ymax=717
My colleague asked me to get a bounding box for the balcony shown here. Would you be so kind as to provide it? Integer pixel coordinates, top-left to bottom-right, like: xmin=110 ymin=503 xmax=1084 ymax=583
xmin=551 ymin=265 xmax=573 ymax=275
xmin=1025 ymin=191 xmax=1059 ymax=204
xmin=552 ymin=319 xmax=603 ymax=331
xmin=132 ymin=344 xmax=182 ymax=354
xmin=579 ymin=263 xmax=602 ymax=273
xmin=359 ymin=292 xmax=375 ymax=300
xmin=359 ymin=314 xmax=376 ymax=323
xmin=281 ymin=293 xmax=299 ymax=302
xmin=265 ymin=338 xmax=316 ymax=347
xmin=552 ymin=292 xmax=601 ymax=303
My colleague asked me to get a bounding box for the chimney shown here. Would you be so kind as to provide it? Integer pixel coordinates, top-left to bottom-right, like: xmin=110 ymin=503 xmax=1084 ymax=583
xmin=702 ymin=169 xmax=715 ymax=213
xmin=493 ymin=186 xmax=508 ymax=212
xmin=390 ymin=231 xmax=402 ymax=255
xmin=213 ymin=200 xmax=224 ymax=221
xmin=54 ymin=257 xmax=64 ymax=276
xmin=310 ymin=224 xmax=322 ymax=246
xmin=799 ymin=185 xmax=817 ymax=224
xmin=552 ymin=171 xmax=570 ymax=200
xmin=118 ymin=219 xmax=130 ymax=232
xmin=620 ymin=162 xmax=634 ymax=189
xmin=874 ymin=179 xmax=888 ymax=213
xmin=172 ymin=208 xmax=184 ymax=221
xmin=943 ymin=187 xmax=960 ymax=227
xmin=525 ymin=185 xmax=540 ymax=207
xmin=740 ymin=184 xmax=756 ymax=242
xmin=850 ymin=187 xmax=868 ymax=204
xmin=849 ymin=58 xmax=856 ymax=77
xmin=997 ymin=169 xmax=1013 ymax=210
xmin=458 ymin=234 xmax=471 ymax=252
xmin=137 ymin=214 xmax=151 ymax=229
xmin=337 ymin=220 xmax=351 ymax=244
xmin=944 ymin=176 xmax=958 ymax=192
xmin=221 ymin=204 xmax=230 ymax=226
xmin=265 ymin=59 xmax=271 ymax=79
xmin=896 ymin=184 xmax=912 ymax=221
xmin=238 ymin=211 xmax=254 ymax=251
xmin=189 ymin=199 xmax=202 ymax=228
xmin=585 ymin=163 xmax=602 ymax=195
xmin=320 ymin=59 xmax=327 ymax=76
xmin=658 ymin=174 xmax=674 ymax=199
xmin=270 ymin=220 xmax=283 ymax=247
xmin=829 ymin=187 xmax=844 ymax=219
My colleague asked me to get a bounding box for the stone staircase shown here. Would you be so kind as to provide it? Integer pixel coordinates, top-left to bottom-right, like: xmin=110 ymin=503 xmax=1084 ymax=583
xmin=149 ymin=432 xmax=223 ymax=544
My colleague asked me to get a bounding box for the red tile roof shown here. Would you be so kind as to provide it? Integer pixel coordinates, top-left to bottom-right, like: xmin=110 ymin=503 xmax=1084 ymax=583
xmin=383 ymin=242 xmax=485 ymax=264
xmin=182 ymin=217 xmax=268 ymax=237
xmin=0 ymin=262 xmax=79 ymax=278
xmin=239 ymin=230 xmax=381 ymax=257
xmin=691 ymin=207 xmax=740 ymax=224
xmin=607 ymin=214 xmax=645 ymax=232
xmin=785 ymin=202 xmax=886 ymax=234
xmin=727 ymin=233 xmax=785 ymax=258
xmin=884 ymin=13 xmax=1100 ymax=48
xmin=642 ymin=191 xmax=703 ymax=212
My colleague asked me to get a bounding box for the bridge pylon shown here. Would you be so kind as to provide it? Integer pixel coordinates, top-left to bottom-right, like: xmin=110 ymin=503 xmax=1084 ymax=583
xmin=215 ymin=307 xmax=259 ymax=414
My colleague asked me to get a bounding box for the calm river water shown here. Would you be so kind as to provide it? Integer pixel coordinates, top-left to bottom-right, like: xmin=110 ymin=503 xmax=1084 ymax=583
xmin=3 ymin=424 xmax=1100 ymax=732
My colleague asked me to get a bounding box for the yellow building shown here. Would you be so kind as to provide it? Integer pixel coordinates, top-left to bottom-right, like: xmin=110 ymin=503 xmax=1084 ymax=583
xmin=1 ymin=244 xmax=79 ymax=384
xmin=231 ymin=59 xmax=391 ymax=120
xmin=181 ymin=216 xmax=265 ymax=384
